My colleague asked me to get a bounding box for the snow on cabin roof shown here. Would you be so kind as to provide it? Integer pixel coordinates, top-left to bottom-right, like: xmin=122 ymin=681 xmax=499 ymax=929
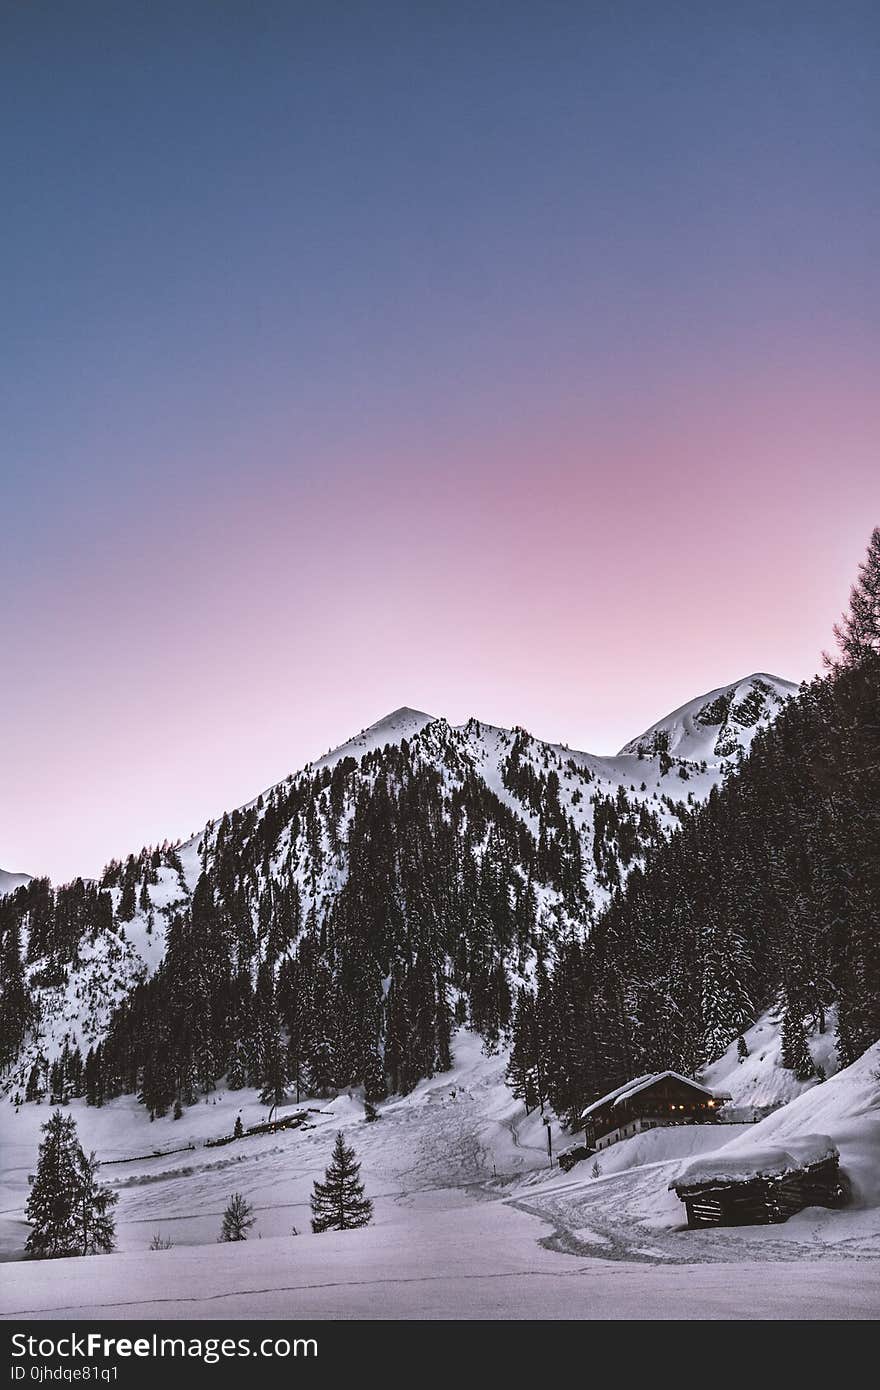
xmin=581 ymin=1070 xmax=719 ymax=1118
xmin=670 ymin=1134 xmax=838 ymax=1193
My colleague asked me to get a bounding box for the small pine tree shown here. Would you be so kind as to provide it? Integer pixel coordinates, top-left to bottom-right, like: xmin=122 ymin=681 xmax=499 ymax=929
xmin=737 ymin=1035 xmax=749 ymax=1063
xmin=26 ymin=1110 xmax=117 ymax=1259
xmin=310 ymin=1132 xmax=373 ymax=1233
xmin=233 ymin=1115 xmax=244 ymax=1138
xmin=220 ymin=1192 xmax=255 ymax=1242
xmin=363 ymin=1100 xmax=379 ymax=1122
xmin=75 ymin=1152 xmax=118 ymax=1255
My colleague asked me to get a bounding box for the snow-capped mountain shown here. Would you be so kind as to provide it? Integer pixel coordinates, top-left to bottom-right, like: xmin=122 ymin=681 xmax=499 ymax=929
xmin=0 ymin=868 xmax=32 ymax=898
xmin=2 ymin=674 xmax=796 ymax=1093
xmin=619 ymin=673 xmax=797 ymax=762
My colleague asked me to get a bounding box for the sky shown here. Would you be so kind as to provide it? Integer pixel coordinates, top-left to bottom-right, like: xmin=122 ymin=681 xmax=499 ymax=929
xmin=2 ymin=1 xmax=878 ymax=883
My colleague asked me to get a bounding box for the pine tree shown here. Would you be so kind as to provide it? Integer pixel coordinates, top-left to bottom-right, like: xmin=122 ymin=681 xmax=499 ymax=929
xmin=219 ymin=1192 xmax=255 ymax=1242
xmin=507 ymin=988 xmax=541 ymax=1113
xmin=363 ymin=1045 xmax=387 ymax=1103
xmin=258 ymin=1031 xmax=287 ymax=1107
xmin=310 ymin=1132 xmax=373 ymax=1232
xmin=74 ymin=1152 xmax=118 ymax=1255
xmin=233 ymin=1115 xmax=244 ymax=1138
xmin=49 ymin=1058 xmax=64 ymax=1099
xmin=25 ymin=1061 xmax=43 ymax=1104
xmin=780 ymin=1002 xmax=815 ymax=1081
xmin=0 ymin=914 xmax=31 ymax=1069
xmin=25 ymin=1110 xmax=117 ymax=1258
xmin=118 ymin=877 xmax=136 ymax=922
xmin=700 ymin=922 xmax=754 ymax=1063
xmin=84 ymin=1046 xmax=104 ymax=1107
xmin=25 ymin=1110 xmax=81 ymax=1257
xmin=226 ymin=1042 xmax=248 ymax=1090
xmin=830 ymin=525 xmax=880 ymax=667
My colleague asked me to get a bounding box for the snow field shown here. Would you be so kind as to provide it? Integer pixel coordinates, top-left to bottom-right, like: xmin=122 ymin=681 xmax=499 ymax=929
xmin=2 ymin=1030 xmax=878 ymax=1318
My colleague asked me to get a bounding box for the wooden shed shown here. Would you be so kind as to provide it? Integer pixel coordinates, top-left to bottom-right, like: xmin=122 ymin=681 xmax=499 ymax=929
xmin=670 ymin=1134 xmax=849 ymax=1228
xmin=582 ymin=1070 xmax=728 ymax=1151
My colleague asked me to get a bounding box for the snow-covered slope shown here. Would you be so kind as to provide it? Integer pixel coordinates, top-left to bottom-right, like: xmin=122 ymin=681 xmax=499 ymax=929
xmin=619 ymin=673 xmax=797 ymax=764
xmin=702 ymin=1008 xmax=840 ymax=1116
xmin=313 ymin=706 xmax=435 ymax=770
xmin=0 ymin=869 xmax=32 ymax=898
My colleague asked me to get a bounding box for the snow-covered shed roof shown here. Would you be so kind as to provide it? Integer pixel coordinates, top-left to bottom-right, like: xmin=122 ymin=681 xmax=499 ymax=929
xmin=670 ymin=1134 xmax=838 ymax=1193
xmin=581 ymin=1070 xmax=719 ymax=1119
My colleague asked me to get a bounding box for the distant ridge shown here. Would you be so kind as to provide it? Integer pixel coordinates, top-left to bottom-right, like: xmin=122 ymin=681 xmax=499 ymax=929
xmin=0 ymin=868 xmax=33 ymax=897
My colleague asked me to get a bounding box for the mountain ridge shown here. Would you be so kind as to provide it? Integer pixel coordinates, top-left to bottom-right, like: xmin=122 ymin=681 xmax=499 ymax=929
xmin=0 ymin=869 xmax=32 ymax=897
xmin=1 ymin=671 xmax=797 ymax=1105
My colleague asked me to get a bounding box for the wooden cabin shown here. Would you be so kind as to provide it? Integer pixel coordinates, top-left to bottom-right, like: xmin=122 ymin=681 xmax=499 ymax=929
xmin=582 ymin=1071 xmax=728 ymax=1151
xmin=670 ymin=1135 xmax=849 ymax=1228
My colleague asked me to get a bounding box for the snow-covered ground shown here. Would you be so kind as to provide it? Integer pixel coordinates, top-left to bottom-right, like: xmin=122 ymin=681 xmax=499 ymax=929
xmin=2 ymin=1030 xmax=878 ymax=1320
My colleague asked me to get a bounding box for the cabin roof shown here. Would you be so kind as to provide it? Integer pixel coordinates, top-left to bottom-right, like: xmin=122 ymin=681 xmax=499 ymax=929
xmin=670 ymin=1134 xmax=838 ymax=1193
xmin=581 ymin=1070 xmax=719 ymax=1119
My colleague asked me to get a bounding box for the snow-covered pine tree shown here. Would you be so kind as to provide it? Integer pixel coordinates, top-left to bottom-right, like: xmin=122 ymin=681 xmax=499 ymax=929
xmin=84 ymin=1046 xmax=104 ymax=1106
xmin=258 ymin=1034 xmax=287 ymax=1107
xmin=25 ymin=1110 xmax=82 ymax=1257
xmin=700 ymin=923 xmax=754 ymax=1063
xmin=507 ymin=987 xmax=541 ymax=1113
xmin=226 ymin=1042 xmax=249 ymax=1090
xmin=219 ymin=1192 xmax=255 ymax=1242
xmin=310 ymin=1132 xmax=373 ymax=1232
xmin=780 ymin=1000 xmax=816 ymax=1081
xmin=74 ymin=1151 xmax=118 ymax=1255
xmin=363 ymin=1043 xmax=388 ymax=1103
xmin=25 ymin=1110 xmax=117 ymax=1259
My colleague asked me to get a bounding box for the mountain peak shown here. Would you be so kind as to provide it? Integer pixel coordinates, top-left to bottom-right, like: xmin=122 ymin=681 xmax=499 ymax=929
xmin=619 ymin=673 xmax=797 ymax=762
xmin=375 ymin=705 xmax=435 ymax=726
xmin=313 ymin=706 xmax=435 ymax=770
